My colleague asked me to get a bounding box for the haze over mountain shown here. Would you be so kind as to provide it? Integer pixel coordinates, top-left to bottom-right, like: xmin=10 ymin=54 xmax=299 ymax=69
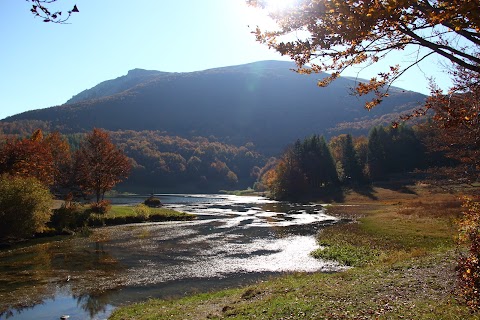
xmin=3 ymin=60 xmax=426 ymax=154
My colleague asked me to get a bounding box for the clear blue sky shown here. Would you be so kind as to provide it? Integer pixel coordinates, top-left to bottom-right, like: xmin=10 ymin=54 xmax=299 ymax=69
xmin=0 ymin=0 xmax=452 ymax=120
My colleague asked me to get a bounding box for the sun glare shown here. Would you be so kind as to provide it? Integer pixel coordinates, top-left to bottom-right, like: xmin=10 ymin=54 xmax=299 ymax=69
xmin=264 ymin=0 xmax=298 ymax=12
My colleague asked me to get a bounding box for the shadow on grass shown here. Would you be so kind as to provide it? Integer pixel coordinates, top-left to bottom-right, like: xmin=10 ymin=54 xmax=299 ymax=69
xmin=375 ymin=178 xmax=418 ymax=195
xmin=351 ymin=184 xmax=378 ymax=200
xmin=307 ymin=185 xmax=345 ymax=203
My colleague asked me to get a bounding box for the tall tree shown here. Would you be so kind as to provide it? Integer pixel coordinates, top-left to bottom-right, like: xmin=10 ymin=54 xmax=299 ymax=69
xmin=330 ymin=134 xmax=364 ymax=184
xmin=268 ymin=150 xmax=308 ymax=200
xmin=74 ymin=129 xmax=131 ymax=202
xmin=265 ymin=135 xmax=339 ymax=200
xmin=44 ymin=132 xmax=73 ymax=194
xmin=249 ymin=0 xmax=480 ymax=108
xmin=0 ymin=130 xmax=54 ymax=186
xmin=415 ymin=64 xmax=480 ymax=182
xmin=367 ymin=127 xmax=388 ymax=180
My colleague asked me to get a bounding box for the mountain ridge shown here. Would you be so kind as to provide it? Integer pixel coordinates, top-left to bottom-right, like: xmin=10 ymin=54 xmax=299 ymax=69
xmin=3 ymin=60 xmax=426 ymax=155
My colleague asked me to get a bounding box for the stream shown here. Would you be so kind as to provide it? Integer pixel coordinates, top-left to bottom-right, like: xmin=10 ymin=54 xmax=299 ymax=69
xmin=0 ymin=194 xmax=342 ymax=320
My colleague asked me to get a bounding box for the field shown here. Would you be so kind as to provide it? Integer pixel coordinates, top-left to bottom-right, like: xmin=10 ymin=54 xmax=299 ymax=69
xmin=110 ymin=183 xmax=480 ymax=319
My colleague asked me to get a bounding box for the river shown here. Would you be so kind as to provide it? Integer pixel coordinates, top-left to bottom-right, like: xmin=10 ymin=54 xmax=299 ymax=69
xmin=0 ymin=194 xmax=342 ymax=320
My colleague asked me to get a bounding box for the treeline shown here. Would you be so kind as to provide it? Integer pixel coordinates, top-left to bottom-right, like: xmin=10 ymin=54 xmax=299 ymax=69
xmin=0 ymin=125 xmax=266 ymax=192
xmin=257 ymin=125 xmax=427 ymax=200
xmin=0 ymin=128 xmax=130 ymax=201
xmin=0 ymin=129 xmax=130 ymax=240
xmin=107 ymin=131 xmax=264 ymax=192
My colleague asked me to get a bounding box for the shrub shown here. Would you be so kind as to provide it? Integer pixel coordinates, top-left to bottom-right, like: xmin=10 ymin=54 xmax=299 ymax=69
xmin=144 ymin=196 xmax=162 ymax=208
xmin=457 ymin=197 xmax=480 ymax=310
xmin=134 ymin=204 xmax=150 ymax=220
xmin=0 ymin=175 xmax=53 ymax=239
xmin=50 ymin=203 xmax=90 ymax=232
xmin=89 ymin=200 xmax=111 ymax=214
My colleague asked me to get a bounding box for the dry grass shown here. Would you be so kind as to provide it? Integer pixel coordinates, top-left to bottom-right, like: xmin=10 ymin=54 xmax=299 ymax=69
xmin=110 ymin=183 xmax=479 ymax=320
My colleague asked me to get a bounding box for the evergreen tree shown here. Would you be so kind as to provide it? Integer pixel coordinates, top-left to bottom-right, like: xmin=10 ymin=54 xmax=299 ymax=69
xmin=367 ymin=127 xmax=388 ymax=180
xmin=267 ymin=135 xmax=339 ymax=200
xmin=340 ymin=134 xmax=364 ymax=184
xmin=387 ymin=125 xmax=425 ymax=173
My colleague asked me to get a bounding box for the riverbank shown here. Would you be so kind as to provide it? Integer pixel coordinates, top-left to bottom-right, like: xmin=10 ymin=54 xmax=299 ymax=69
xmin=0 ymin=203 xmax=194 ymax=249
xmin=109 ymin=183 xmax=479 ymax=319
xmin=88 ymin=205 xmax=196 ymax=226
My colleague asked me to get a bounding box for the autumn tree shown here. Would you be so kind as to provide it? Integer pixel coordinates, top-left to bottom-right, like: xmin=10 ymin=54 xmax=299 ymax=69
xmin=267 ymin=150 xmax=308 ymax=200
xmin=249 ymin=0 xmax=480 ymax=108
xmin=44 ymin=132 xmax=72 ymax=192
xmin=74 ymin=129 xmax=131 ymax=203
xmin=353 ymin=136 xmax=369 ymax=176
xmin=264 ymin=135 xmax=338 ymax=200
xmin=416 ymin=64 xmax=480 ymax=182
xmin=0 ymin=129 xmax=55 ymax=186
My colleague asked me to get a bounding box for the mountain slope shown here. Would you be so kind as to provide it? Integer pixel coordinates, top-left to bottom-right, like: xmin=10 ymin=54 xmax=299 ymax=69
xmin=66 ymin=68 xmax=169 ymax=104
xmin=3 ymin=61 xmax=426 ymax=154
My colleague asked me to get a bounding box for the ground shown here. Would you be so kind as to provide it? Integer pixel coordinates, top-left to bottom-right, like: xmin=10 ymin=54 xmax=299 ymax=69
xmin=109 ymin=182 xmax=480 ymax=319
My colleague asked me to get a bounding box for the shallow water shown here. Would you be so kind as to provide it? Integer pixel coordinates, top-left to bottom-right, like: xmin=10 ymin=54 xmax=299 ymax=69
xmin=0 ymin=194 xmax=341 ymax=320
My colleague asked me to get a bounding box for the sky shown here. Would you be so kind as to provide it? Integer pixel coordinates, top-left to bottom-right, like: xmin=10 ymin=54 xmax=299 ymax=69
xmin=0 ymin=0 xmax=453 ymax=120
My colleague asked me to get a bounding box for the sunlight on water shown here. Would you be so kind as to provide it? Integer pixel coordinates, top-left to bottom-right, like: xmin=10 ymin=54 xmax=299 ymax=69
xmin=0 ymin=194 xmax=341 ymax=320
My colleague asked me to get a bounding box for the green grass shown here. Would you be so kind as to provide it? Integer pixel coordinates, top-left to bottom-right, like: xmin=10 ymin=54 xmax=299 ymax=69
xmin=109 ymin=205 xmax=193 ymax=219
xmin=219 ymin=188 xmax=258 ymax=196
xmin=109 ymin=186 xmax=477 ymax=319
xmin=88 ymin=205 xmax=195 ymax=227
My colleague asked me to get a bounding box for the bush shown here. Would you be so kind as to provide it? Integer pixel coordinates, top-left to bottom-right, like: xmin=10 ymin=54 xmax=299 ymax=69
xmin=0 ymin=175 xmax=53 ymax=239
xmin=89 ymin=200 xmax=111 ymax=214
xmin=134 ymin=204 xmax=151 ymax=220
xmin=50 ymin=203 xmax=90 ymax=232
xmin=457 ymin=197 xmax=480 ymax=310
xmin=144 ymin=196 xmax=162 ymax=208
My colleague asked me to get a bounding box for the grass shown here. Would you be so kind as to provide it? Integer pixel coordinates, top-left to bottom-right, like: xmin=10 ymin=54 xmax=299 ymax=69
xmin=109 ymin=184 xmax=479 ymax=319
xmin=219 ymin=188 xmax=259 ymax=196
xmin=107 ymin=205 xmax=190 ymax=219
xmin=89 ymin=205 xmax=195 ymax=227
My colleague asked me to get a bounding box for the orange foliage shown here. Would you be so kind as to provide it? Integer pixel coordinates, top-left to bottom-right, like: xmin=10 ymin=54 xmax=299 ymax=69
xmin=250 ymin=0 xmax=480 ymax=108
xmin=0 ymin=130 xmax=54 ymax=186
xmin=75 ymin=128 xmax=131 ymax=202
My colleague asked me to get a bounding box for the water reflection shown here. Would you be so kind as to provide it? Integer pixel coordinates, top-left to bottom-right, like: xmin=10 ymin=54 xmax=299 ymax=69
xmin=0 ymin=194 xmax=340 ymax=320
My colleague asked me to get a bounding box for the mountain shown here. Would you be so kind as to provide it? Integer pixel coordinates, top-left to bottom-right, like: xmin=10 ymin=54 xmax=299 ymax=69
xmin=2 ymin=60 xmax=426 ymax=155
xmin=66 ymin=68 xmax=168 ymax=104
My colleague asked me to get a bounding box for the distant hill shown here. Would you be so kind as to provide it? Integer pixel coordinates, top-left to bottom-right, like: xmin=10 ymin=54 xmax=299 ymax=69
xmin=2 ymin=60 xmax=426 ymax=155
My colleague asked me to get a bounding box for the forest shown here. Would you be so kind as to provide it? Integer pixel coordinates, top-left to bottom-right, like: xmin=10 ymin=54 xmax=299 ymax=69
xmin=0 ymin=117 xmax=466 ymax=199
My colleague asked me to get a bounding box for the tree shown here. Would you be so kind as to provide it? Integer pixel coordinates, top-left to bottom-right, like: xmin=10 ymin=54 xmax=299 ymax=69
xmin=74 ymin=129 xmax=131 ymax=203
xmin=414 ymin=64 xmax=480 ymax=182
xmin=329 ymin=134 xmax=364 ymax=184
xmin=44 ymin=131 xmax=73 ymax=193
xmin=249 ymin=0 xmax=480 ymax=108
xmin=264 ymin=135 xmax=339 ymax=200
xmin=0 ymin=175 xmax=52 ymax=239
xmin=0 ymin=130 xmax=55 ymax=186
xmin=268 ymin=151 xmax=308 ymax=200
xmin=367 ymin=127 xmax=388 ymax=180
xmin=28 ymin=0 xmax=79 ymax=23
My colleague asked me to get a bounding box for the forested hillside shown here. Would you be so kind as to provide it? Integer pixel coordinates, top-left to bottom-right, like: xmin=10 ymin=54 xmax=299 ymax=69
xmin=2 ymin=61 xmax=426 ymax=155
xmin=0 ymin=61 xmax=430 ymax=192
xmin=108 ymin=131 xmax=264 ymax=192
